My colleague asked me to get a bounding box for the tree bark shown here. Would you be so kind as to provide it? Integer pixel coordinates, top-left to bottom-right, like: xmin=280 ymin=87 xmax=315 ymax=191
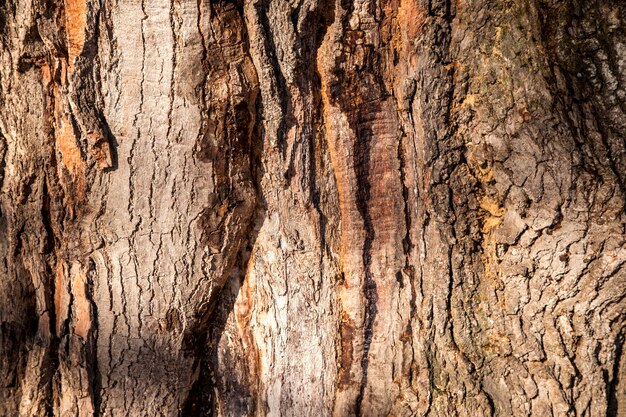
xmin=1 ymin=0 xmax=624 ymax=416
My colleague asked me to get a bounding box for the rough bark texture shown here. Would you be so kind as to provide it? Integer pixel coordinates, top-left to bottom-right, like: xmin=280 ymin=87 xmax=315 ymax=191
xmin=1 ymin=0 xmax=625 ymax=416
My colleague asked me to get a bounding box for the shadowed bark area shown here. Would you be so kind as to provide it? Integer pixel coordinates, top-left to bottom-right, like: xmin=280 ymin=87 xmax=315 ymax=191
xmin=0 ymin=0 xmax=624 ymax=416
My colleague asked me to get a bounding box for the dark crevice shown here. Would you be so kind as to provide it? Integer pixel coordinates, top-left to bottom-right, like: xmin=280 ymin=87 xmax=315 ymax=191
xmin=256 ymin=0 xmax=294 ymax=157
xmin=195 ymin=0 xmax=209 ymax=164
xmin=41 ymin=178 xmax=55 ymax=254
xmin=0 ymin=129 xmax=6 ymax=194
xmin=607 ymin=330 xmax=624 ymax=416
xmin=298 ymin=0 xmax=335 ymax=296
xmin=205 ymin=241 xmax=261 ymax=416
xmin=181 ymin=3 xmax=265 ymax=412
xmin=98 ymin=112 xmax=119 ymax=173
xmin=86 ymin=259 xmax=102 ymax=417
xmin=397 ymin=127 xmax=417 ymax=337
xmin=352 ymin=117 xmax=378 ymax=417
xmin=482 ymin=384 xmax=496 ymax=417
xmin=42 ymin=177 xmax=60 ymax=417
xmin=181 ymin=101 xmax=266 ymax=417
xmin=284 ymin=0 xmax=334 ymax=187
xmin=325 ymin=0 xmax=387 ymax=412
xmin=308 ymin=99 xmax=329 ymax=301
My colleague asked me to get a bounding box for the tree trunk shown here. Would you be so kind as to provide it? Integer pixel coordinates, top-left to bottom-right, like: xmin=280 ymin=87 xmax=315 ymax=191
xmin=1 ymin=0 xmax=624 ymax=416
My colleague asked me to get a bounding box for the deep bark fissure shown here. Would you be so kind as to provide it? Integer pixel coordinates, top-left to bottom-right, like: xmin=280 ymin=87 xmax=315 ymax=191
xmin=607 ymin=330 xmax=624 ymax=417
xmin=353 ymin=119 xmax=377 ymax=416
xmin=256 ymin=0 xmax=294 ymax=157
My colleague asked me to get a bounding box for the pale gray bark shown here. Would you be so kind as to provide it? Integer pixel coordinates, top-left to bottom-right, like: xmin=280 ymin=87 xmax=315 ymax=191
xmin=0 ymin=0 xmax=625 ymax=416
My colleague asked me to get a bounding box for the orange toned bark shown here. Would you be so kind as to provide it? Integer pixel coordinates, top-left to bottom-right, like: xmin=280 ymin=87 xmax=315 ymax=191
xmin=64 ymin=0 xmax=87 ymax=72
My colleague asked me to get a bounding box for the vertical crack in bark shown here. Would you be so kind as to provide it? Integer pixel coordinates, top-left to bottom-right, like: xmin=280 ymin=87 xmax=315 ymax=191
xmin=353 ymin=121 xmax=377 ymax=415
xmin=255 ymin=0 xmax=294 ymax=157
xmin=42 ymin=176 xmax=60 ymax=417
xmin=397 ymin=125 xmax=417 ymax=348
xmin=196 ymin=0 xmax=209 ymax=155
xmin=319 ymin=0 xmax=400 ymax=412
xmin=86 ymin=259 xmax=101 ymax=417
xmin=607 ymin=330 xmax=624 ymax=417
xmin=293 ymin=0 xmax=334 ymax=299
xmin=182 ymin=1 xmax=261 ymax=414
xmin=166 ymin=0 xmax=177 ymax=143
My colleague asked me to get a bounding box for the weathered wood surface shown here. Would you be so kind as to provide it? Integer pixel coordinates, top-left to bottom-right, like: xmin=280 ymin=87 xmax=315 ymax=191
xmin=0 ymin=0 xmax=624 ymax=416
